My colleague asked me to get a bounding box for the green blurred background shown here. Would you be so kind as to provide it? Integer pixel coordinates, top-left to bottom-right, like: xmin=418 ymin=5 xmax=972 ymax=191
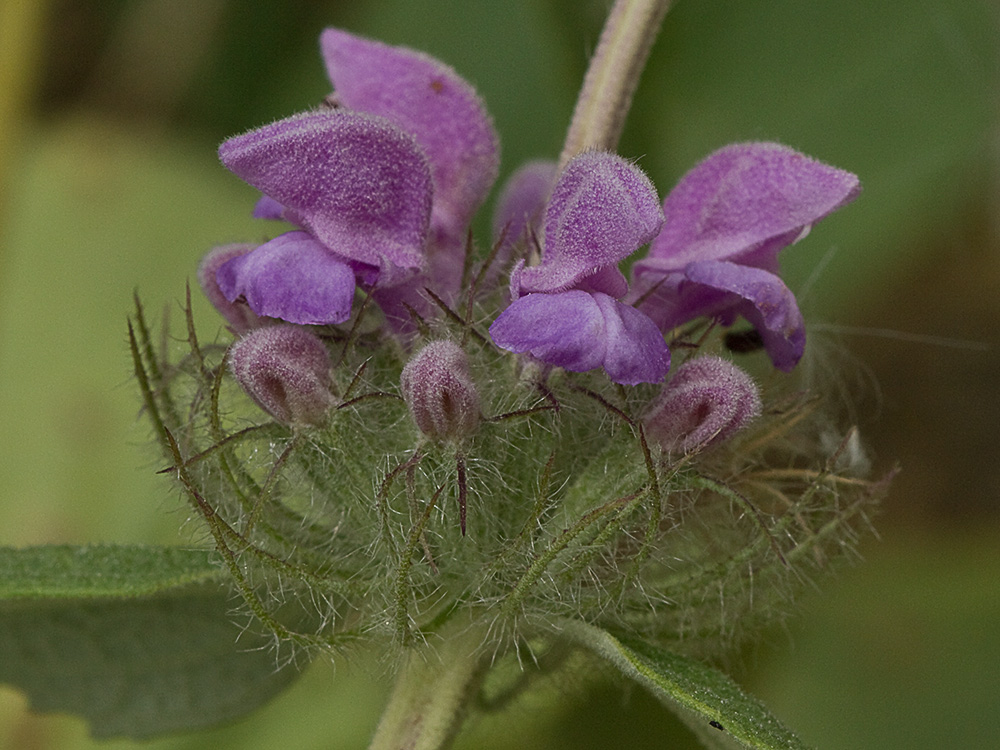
xmin=1 ymin=0 xmax=997 ymax=747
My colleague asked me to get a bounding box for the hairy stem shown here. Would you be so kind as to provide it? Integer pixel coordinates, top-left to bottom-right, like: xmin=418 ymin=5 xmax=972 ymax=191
xmin=558 ymin=0 xmax=673 ymax=169
xmin=369 ymin=622 xmax=489 ymax=750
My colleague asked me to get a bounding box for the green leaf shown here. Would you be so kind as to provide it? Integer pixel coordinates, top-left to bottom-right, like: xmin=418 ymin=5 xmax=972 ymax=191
xmin=0 ymin=544 xmax=302 ymax=739
xmin=0 ymin=544 xmax=224 ymax=598
xmin=563 ymin=620 xmax=810 ymax=750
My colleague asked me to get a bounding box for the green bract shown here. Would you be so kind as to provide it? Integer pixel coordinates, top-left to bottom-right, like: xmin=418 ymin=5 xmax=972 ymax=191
xmin=131 ymin=290 xmax=889 ymax=666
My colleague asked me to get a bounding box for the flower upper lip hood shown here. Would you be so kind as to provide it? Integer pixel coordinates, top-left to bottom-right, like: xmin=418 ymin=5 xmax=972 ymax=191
xmin=630 ymin=142 xmax=860 ymax=371
xmin=213 ymin=28 xmax=499 ymax=327
xmin=319 ymin=28 xmax=499 ymax=251
xmin=219 ymin=110 xmax=434 ymax=275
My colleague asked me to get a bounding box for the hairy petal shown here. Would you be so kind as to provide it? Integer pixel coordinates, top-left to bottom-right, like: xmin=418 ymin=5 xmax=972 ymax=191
xmin=216 ymin=231 xmax=356 ymax=326
xmin=198 ymin=244 xmax=264 ymax=333
xmin=489 ymin=291 xmax=606 ymax=373
xmin=684 ymin=260 xmax=805 ymax=371
xmin=321 ymin=28 xmax=499 ymax=241
xmin=489 ymin=291 xmax=669 ymax=384
xmin=641 ymin=142 xmax=860 ymax=269
xmin=219 ymin=110 xmax=432 ymax=272
xmin=518 ymin=152 xmax=663 ymax=294
xmin=591 ymin=293 xmax=670 ymax=385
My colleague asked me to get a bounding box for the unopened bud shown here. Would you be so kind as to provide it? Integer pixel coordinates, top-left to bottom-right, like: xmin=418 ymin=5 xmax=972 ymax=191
xmin=643 ymin=356 xmax=761 ymax=453
xmin=400 ymin=341 xmax=481 ymax=442
xmin=229 ymin=325 xmax=333 ymax=426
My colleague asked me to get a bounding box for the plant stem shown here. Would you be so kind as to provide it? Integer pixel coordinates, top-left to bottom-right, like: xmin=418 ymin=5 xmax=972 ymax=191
xmin=369 ymin=623 xmax=489 ymax=750
xmin=558 ymin=0 xmax=673 ymax=170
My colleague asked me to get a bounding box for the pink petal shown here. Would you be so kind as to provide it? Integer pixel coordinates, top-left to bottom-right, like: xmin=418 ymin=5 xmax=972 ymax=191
xmin=489 ymin=291 xmax=606 ymax=373
xmin=591 ymin=294 xmax=671 ymax=385
xmin=643 ymin=142 xmax=860 ymax=269
xmin=489 ymin=290 xmax=669 ymax=384
xmin=684 ymin=260 xmax=805 ymax=371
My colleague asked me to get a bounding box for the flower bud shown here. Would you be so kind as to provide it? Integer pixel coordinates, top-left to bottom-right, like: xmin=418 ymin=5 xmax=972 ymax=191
xmin=643 ymin=356 xmax=761 ymax=453
xmin=229 ymin=325 xmax=333 ymax=426
xmin=400 ymin=341 xmax=481 ymax=442
xmin=198 ymin=244 xmax=263 ymax=333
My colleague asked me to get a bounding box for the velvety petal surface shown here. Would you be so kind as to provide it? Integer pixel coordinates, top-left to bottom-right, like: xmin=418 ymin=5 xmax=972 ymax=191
xmin=489 ymin=291 xmax=669 ymax=384
xmin=198 ymin=244 xmax=264 ymax=333
xmin=219 ymin=110 xmax=432 ymax=272
xmin=321 ymin=28 xmax=499 ymax=240
xmin=489 ymin=291 xmax=606 ymax=374
xmin=216 ymin=231 xmax=356 ymax=325
xmin=591 ymin=293 xmax=670 ymax=384
xmin=641 ymin=142 xmax=860 ymax=270
xmin=684 ymin=260 xmax=805 ymax=371
xmin=517 ymin=152 xmax=663 ymax=294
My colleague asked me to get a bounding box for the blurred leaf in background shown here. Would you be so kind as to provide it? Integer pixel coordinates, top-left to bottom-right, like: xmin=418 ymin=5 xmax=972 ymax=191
xmin=0 ymin=0 xmax=997 ymax=748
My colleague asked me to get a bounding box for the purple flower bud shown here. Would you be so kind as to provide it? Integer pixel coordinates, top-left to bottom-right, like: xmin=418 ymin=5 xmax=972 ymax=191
xmin=400 ymin=341 xmax=481 ymax=442
xmin=229 ymin=325 xmax=334 ymax=427
xmin=643 ymin=356 xmax=761 ymax=453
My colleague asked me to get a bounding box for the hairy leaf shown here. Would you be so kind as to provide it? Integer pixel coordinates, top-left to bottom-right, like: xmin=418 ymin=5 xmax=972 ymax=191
xmin=563 ymin=620 xmax=810 ymax=750
xmin=0 ymin=545 xmax=302 ymax=739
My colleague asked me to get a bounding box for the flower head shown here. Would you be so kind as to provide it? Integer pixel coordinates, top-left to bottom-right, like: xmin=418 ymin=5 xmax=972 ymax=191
xmin=489 ymin=151 xmax=670 ymax=385
xmin=133 ymin=15 xmax=890 ymax=750
xmin=206 ymin=29 xmax=499 ymax=329
xmin=631 ymin=142 xmax=860 ymax=371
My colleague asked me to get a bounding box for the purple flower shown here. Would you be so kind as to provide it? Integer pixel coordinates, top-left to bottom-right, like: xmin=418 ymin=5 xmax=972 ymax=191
xmin=209 ymin=29 xmax=499 ymax=328
xmin=631 ymin=142 xmax=860 ymax=371
xmin=489 ymin=152 xmax=670 ymax=385
xmin=198 ymin=244 xmax=265 ymax=333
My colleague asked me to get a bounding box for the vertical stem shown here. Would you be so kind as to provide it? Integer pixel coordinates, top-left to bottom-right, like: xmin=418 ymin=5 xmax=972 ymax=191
xmin=558 ymin=0 xmax=673 ymax=170
xmin=369 ymin=623 xmax=488 ymax=750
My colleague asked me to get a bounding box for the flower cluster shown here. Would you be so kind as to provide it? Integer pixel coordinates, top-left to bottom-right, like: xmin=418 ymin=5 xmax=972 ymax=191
xmin=202 ymin=29 xmax=858 ymax=392
xmin=133 ymin=28 xmax=886 ymax=668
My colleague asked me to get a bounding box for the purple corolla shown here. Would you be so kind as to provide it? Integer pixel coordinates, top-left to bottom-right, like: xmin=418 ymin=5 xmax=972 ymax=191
xmin=208 ymin=29 xmax=498 ymax=328
xmin=630 ymin=142 xmax=860 ymax=371
xmin=488 ymin=152 xmax=671 ymax=385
